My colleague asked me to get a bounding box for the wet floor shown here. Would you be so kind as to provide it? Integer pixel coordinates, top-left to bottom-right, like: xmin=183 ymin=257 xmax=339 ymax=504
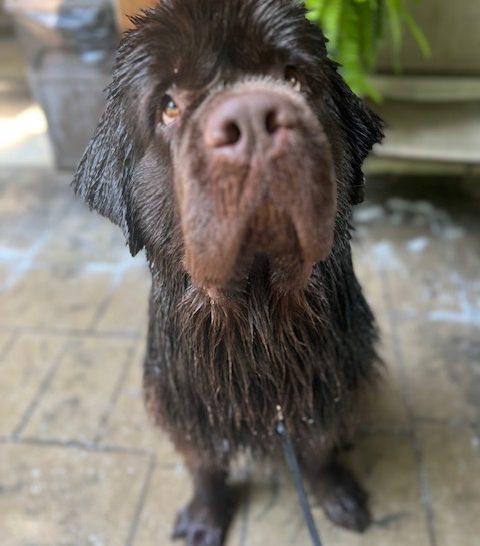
xmin=0 ymin=167 xmax=479 ymax=545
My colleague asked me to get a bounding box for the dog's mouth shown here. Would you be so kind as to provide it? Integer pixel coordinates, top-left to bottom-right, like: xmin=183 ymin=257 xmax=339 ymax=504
xmin=182 ymin=180 xmax=335 ymax=295
xmin=204 ymin=251 xmax=302 ymax=298
xmin=198 ymin=204 xmax=319 ymax=297
xmin=176 ymin=79 xmax=337 ymax=293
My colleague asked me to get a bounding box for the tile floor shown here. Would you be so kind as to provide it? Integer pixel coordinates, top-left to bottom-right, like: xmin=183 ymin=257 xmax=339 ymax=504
xmin=0 ymin=149 xmax=479 ymax=544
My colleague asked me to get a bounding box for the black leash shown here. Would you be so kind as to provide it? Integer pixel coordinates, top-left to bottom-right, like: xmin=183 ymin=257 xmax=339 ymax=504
xmin=275 ymin=406 xmax=323 ymax=546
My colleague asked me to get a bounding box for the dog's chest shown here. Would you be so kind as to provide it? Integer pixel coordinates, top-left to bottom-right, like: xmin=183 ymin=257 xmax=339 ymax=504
xmin=147 ymin=293 xmax=356 ymax=453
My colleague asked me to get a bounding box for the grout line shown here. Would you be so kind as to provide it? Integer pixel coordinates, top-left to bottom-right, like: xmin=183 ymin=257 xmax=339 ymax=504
xmin=414 ymin=417 xmax=480 ymax=428
xmin=0 ymin=330 xmax=19 ymax=362
xmin=0 ymin=435 xmax=153 ymax=458
xmin=0 ymin=325 xmax=142 ymax=339
xmin=87 ymin=286 xmax=118 ymax=332
xmin=410 ymin=435 xmax=438 ymax=546
xmin=11 ymin=339 xmax=73 ymax=439
xmin=359 ymin=424 xmax=412 ymax=436
xmin=93 ymin=343 xmax=138 ymax=445
xmin=126 ymin=453 xmax=156 ymax=546
xmin=380 ymin=267 xmax=438 ymax=546
xmin=1 ymin=428 xmax=184 ymax=465
xmin=360 ymin=420 xmax=479 ymax=434
xmin=0 ymin=434 xmax=184 ymax=465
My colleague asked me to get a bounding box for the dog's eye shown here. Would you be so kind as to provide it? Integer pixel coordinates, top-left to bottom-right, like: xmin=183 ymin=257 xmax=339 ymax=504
xmin=161 ymin=95 xmax=181 ymax=125
xmin=285 ymin=67 xmax=302 ymax=92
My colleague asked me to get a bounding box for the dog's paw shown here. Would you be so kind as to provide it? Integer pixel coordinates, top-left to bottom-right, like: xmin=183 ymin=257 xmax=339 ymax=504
xmin=321 ymin=481 xmax=371 ymax=532
xmin=172 ymin=504 xmax=227 ymax=546
xmin=311 ymin=462 xmax=371 ymax=532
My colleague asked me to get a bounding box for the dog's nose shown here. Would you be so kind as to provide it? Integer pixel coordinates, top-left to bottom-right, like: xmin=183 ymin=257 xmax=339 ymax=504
xmin=204 ymin=92 xmax=297 ymax=154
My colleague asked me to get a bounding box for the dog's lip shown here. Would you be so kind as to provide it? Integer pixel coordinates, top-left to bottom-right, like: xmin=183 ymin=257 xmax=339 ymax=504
xmin=184 ymin=192 xmax=336 ymax=292
xmin=199 ymin=254 xmax=266 ymax=295
xmin=197 ymin=253 xmax=320 ymax=300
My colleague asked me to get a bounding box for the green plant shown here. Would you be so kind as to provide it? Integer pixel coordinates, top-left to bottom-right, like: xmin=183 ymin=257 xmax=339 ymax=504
xmin=305 ymin=0 xmax=431 ymax=100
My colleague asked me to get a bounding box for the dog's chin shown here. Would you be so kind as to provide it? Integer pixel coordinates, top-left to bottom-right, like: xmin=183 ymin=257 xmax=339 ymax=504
xmin=188 ymin=245 xmax=331 ymax=302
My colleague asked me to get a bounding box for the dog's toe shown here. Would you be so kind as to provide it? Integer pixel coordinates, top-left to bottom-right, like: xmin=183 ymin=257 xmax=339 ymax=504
xmin=308 ymin=461 xmax=371 ymax=533
xmin=186 ymin=523 xmax=222 ymax=546
xmin=173 ymin=519 xmax=222 ymax=546
xmin=172 ymin=504 xmax=227 ymax=546
xmin=322 ymin=484 xmax=371 ymax=532
xmin=172 ymin=507 xmax=190 ymax=539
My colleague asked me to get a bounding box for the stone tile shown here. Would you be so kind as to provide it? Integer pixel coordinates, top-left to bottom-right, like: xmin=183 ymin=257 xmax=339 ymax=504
xmin=0 ymin=156 xmax=478 ymax=546
xmin=245 ymin=433 xmax=430 ymax=546
xmin=360 ymin=356 xmax=409 ymax=429
xmin=0 ymin=38 xmax=27 ymax=85
xmin=0 ymin=168 xmax=74 ymax=294
xmin=132 ymin=463 xmax=191 ymax=546
xmin=354 ymin=194 xmax=480 ymax=322
xmin=419 ymin=426 xmax=480 ymax=546
xmin=354 ymin=197 xmax=479 ymax=428
xmin=0 ymin=168 xmax=71 ymax=249
xmin=36 ymin=206 xmax=131 ymax=265
xmin=0 ymin=334 xmax=65 ymax=436
xmin=0 ymin=443 xmax=149 ymax=546
xmin=22 ymin=338 xmax=135 ymax=444
xmin=351 ymin=241 xmax=409 ymax=428
xmin=100 ymin=344 xmax=179 ymax=465
xmin=385 ymin=233 xmax=480 ymax=321
xmin=397 ymin=318 xmax=480 ymax=423
xmin=242 ymin=470 xmax=313 ymax=546
xmin=0 ymin=262 xmax=9 ymax=288
xmin=0 ymin=132 xmax=54 ymax=168
xmin=132 ymin=463 xmax=244 ymax=546
xmin=95 ymin=265 xmax=150 ymax=334
xmin=0 ymin=331 xmax=14 ymax=356
xmin=0 ymin=264 xmax=112 ymax=330
xmin=352 ymin=238 xmax=389 ymax=328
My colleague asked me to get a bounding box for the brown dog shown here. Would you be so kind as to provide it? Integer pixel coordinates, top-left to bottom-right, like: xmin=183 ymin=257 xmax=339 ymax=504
xmin=73 ymin=1 xmax=383 ymax=544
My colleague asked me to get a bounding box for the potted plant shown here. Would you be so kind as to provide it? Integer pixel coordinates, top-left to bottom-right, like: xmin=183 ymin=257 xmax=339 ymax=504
xmin=305 ymin=0 xmax=430 ymax=100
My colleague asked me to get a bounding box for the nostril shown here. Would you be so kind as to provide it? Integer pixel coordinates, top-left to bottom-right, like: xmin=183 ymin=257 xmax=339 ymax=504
xmin=208 ymin=120 xmax=242 ymax=148
xmin=265 ymin=110 xmax=278 ymax=135
xmin=205 ymin=95 xmax=296 ymax=151
xmin=265 ymin=108 xmax=294 ymax=135
xmin=222 ymin=121 xmax=241 ymax=146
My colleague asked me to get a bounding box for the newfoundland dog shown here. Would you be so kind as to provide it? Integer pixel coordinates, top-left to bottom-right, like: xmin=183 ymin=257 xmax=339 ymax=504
xmin=73 ymin=1 xmax=384 ymax=544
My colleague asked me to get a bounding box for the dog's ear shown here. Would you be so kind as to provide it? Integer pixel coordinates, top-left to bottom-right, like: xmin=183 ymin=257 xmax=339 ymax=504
xmin=72 ymin=40 xmax=145 ymax=256
xmin=329 ymin=64 xmax=384 ymax=205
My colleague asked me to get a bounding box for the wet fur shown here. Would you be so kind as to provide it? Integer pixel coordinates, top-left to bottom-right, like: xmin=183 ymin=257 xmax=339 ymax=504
xmin=143 ymin=245 xmax=379 ymax=460
xmin=73 ymin=0 xmax=384 ymax=540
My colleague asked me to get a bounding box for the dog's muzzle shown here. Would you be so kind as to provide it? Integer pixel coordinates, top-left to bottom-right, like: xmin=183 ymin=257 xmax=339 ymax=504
xmin=175 ymin=80 xmax=337 ymax=291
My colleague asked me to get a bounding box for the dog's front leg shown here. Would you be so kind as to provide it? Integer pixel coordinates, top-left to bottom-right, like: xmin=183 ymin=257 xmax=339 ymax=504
xmin=171 ymin=442 xmax=234 ymax=546
xmin=299 ymin=442 xmax=371 ymax=533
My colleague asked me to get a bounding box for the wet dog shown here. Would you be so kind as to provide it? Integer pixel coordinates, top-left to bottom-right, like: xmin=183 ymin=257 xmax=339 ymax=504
xmin=73 ymin=1 xmax=383 ymax=544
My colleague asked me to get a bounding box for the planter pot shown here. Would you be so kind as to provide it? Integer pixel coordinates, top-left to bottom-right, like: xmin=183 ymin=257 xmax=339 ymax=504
xmin=5 ymin=0 xmax=118 ymax=170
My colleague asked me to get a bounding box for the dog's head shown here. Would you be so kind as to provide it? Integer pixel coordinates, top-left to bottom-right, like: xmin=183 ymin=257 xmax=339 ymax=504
xmin=73 ymin=0 xmax=383 ymax=294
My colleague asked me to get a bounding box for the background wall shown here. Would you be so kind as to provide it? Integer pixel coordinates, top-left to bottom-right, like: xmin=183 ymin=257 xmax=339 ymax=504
xmin=378 ymin=0 xmax=480 ymax=75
